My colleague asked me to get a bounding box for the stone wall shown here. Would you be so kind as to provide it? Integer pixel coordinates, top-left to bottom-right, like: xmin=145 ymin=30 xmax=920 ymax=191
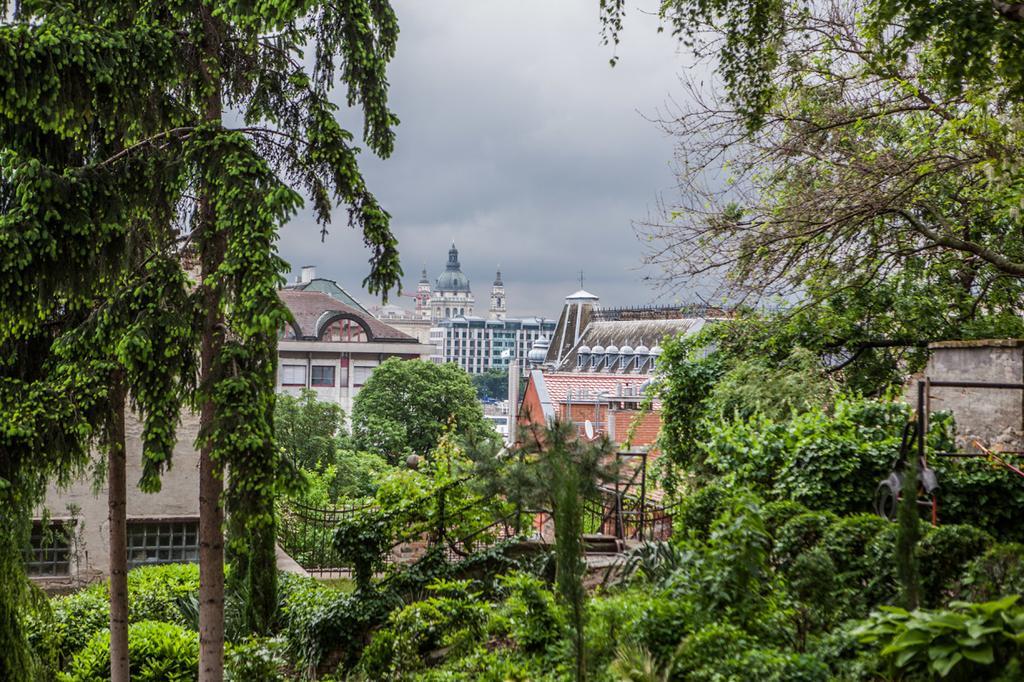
xmin=918 ymin=340 xmax=1024 ymax=453
xmin=35 ymin=410 xmax=201 ymax=587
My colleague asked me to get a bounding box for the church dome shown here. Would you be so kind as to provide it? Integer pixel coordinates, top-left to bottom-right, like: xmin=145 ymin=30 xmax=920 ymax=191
xmin=435 ymin=242 xmax=471 ymax=292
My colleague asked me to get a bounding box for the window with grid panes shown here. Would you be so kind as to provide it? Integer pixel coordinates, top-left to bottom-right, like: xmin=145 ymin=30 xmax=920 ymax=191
xmin=311 ymin=365 xmax=335 ymax=386
xmin=26 ymin=521 xmax=74 ymax=576
xmin=127 ymin=520 xmax=199 ymax=568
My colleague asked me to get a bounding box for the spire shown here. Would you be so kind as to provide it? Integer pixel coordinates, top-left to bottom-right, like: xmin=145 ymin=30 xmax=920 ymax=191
xmin=446 ymin=242 xmax=460 ymax=271
xmin=494 ymin=267 xmax=503 ymax=286
xmin=419 ymin=266 xmax=429 ymax=284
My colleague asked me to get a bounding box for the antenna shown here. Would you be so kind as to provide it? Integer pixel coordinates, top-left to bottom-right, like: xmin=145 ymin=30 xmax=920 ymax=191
xmin=578 ymin=270 xmax=585 ymax=289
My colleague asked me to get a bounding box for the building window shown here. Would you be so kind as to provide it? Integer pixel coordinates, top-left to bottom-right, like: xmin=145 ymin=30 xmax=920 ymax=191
xmin=322 ymin=318 xmax=368 ymax=342
xmin=281 ymin=364 xmax=307 ymax=386
xmin=26 ymin=521 xmax=74 ymax=577
xmin=353 ymin=365 xmax=374 ymax=386
xmin=311 ymin=365 xmax=336 ymax=387
xmin=127 ymin=520 xmax=199 ymax=568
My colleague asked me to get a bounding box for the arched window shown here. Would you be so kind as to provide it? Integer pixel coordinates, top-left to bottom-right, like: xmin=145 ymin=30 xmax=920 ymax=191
xmin=278 ymin=324 xmax=300 ymax=340
xmin=321 ymin=318 xmax=368 ymax=342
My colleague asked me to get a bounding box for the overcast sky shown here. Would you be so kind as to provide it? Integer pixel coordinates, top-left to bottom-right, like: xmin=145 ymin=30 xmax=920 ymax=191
xmin=278 ymin=1 xmax=692 ymax=319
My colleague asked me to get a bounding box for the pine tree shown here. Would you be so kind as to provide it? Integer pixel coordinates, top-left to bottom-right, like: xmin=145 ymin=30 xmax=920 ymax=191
xmin=0 ymin=2 xmax=401 ymax=677
xmin=473 ymin=419 xmax=617 ymax=682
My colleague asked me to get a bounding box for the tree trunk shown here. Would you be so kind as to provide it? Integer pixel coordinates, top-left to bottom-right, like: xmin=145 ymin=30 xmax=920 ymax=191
xmin=198 ymin=221 xmax=226 ymax=682
xmin=108 ymin=377 xmax=130 ymax=682
xmin=197 ymin=6 xmax=225 ymax=679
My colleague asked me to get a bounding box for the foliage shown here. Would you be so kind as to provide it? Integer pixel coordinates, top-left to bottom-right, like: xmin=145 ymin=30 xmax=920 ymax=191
xmin=707 ymin=348 xmax=833 ymax=421
xmin=916 ymin=525 xmax=994 ymax=607
xmin=672 ymin=480 xmax=739 ymax=541
xmin=959 ymin=543 xmax=1024 ymax=603
xmin=125 ymin=563 xmax=201 ymax=626
xmin=472 ymin=368 xmax=509 ymax=402
xmin=2 ymin=0 xmax=407 ymax=662
xmin=607 ymin=644 xmax=669 ymax=682
xmin=610 ymin=542 xmax=687 ymax=588
xmin=672 ymin=623 xmax=829 ymax=681
xmin=275 ymin=388 xmax=347 ymax=471
xmin=61 ymin=620 xmax=198 ymax=682
xmin=351 ymin=359 xmax=489 ymax=463
xmin=27 ymin=563 xmax=202 ymax=672
xmin=333 ymin=510 xmax=394 ymax=592
xmin=496 ymin=572 xmax=563 ymax=653
xmin=773 ymin=511 xmax=837 ymax=573
xmin=26 ymin=586 xmax=110 ymax=673
xmin=357 ymin=579 xmax=488 ymax=680
xmin=853 ymin=596 xmax=1024 ymax=680
xmin=646 ymin=333 xmax=724 ymax=484
xmin=225 ymin=636 xmax=287 ymax=682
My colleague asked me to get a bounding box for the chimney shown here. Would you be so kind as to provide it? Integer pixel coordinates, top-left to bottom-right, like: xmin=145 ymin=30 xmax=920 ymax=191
xmin=300 ymin=265 xmax=317 ymax=283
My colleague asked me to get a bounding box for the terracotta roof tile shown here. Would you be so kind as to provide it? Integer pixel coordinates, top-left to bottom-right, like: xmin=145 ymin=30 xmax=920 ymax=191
xmin=540 ymin=372 xmax=655 ymax=405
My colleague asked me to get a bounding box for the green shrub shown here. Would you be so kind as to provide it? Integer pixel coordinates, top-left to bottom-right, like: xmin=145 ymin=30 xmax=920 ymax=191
xmin=357 ymin=579 xmax=488 ymax=680
xmin=960 ymin=542 xmax=1024 ymax=602
xmin=61 ymin=620 xmax=198 ymax=682
xmin=670 ymin=621 xmax=830 ymax=681
xmin=497 ymin=572 xmax=562 ymax=653
xmin=672 ymin=482 xmax=735 ymax=542
xmin=773 ymin=397 xmax=908 ymax=516
xmin=585 ymin=588 xmax=655 ymax=675
xmin=862 ymin=523 xmax=900 ymax=608
xmin=633 ymin=592 xmax=699 ymax=663
xmin=937 ymin=459 xmax=1024 ymax=541
xmin=853 ymin=595 xmax=1024 ymax=680
xmin=787 ymin=547 xmax=840 ymax=638
xmin=26 ymin=585 xmax=109 ymax=671
xmin=412 ymin=646 xmax=567 ymax=681
xmin=820 ymin=513 xmax=890 ymax=618
xmin=127 ymin=563 xmax=200 ymax=625
xmin=761 ymin=499 xmax=810 ymax=540
xmin=671 ymin=622 xmax=751 ymax=677
xmin=279 ymin=576 xmax=380 ymax=676
xmin=773 ymin=511 xmax=836 ymax=572
xmin=917 ymin=524 xmax=993 ymax=606
xmin=226 ymin=636 xmax=287 ymax=682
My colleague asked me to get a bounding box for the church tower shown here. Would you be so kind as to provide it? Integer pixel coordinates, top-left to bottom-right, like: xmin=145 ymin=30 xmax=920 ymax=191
xmin=488 ymin=268 xmax=506 ymax=320
xmin=415 ymin=267 xmax=431 ymax=319
xmin=430 ymin=242 xmax=474 ymax=322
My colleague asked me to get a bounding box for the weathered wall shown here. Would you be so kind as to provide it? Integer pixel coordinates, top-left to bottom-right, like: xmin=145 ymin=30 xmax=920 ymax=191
xmin=920 ymin=340 xmax=1024 ymax=453
xmin=38 ymin=410 xmax=201 ymax=586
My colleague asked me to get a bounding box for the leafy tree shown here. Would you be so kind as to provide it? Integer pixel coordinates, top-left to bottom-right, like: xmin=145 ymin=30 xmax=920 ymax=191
xmin=275 ymin=389 xmax=347 ymax=471
xmin=1 ymin=0 xmax=402 ymax=677
xmin=472 ymin=368 xmax=509 ymax=401
xmin=605 ymin=2 xmax=1024 ymax=377
xmin=601 ymin=0 xmax=1024 ymax=131
xmin=351 ymin=359 xmax=489 ymax=463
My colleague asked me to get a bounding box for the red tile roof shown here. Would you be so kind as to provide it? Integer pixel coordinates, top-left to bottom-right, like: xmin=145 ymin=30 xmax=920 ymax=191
xmin=278 ymin=289 xmax=414 ymax=341
xmin=539 ymin=372 xmax=655 ymax=405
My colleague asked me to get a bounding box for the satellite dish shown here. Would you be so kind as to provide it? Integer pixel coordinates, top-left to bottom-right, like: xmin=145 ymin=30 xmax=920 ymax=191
xmin=584 ymin=420 xmax=594 ymax=439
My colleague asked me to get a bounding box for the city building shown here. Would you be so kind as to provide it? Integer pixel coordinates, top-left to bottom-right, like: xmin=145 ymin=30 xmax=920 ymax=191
xmin=516 ymin=289 xmax=728 ymax=449
xmin=277 ymin=288 xmax=435 ymax=415
xmin=30 ymin=279 xmax=434 ymax=585
xmin=430 ymin=316 xmax=556 ymax=375
xmin=281 ymin=264 xmax=375 ymax=316
xmin=429 ymin=243 xmax=475 ymax=322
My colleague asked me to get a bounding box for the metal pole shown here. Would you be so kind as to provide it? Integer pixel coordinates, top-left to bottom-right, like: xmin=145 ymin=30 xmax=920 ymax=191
xmin=639 ymin=451 xmax=647 ymax=540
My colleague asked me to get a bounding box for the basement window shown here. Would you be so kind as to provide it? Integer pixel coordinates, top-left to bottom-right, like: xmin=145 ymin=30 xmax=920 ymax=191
xmin=26 ymin=521 xmax=74 ymax=577
xmin=127 ymin=520 xmax=199 ymax=568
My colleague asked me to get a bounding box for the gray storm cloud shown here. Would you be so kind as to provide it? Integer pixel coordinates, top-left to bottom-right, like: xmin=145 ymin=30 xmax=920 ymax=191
xmin=277 ymin=0 xmax=693 ymax=318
